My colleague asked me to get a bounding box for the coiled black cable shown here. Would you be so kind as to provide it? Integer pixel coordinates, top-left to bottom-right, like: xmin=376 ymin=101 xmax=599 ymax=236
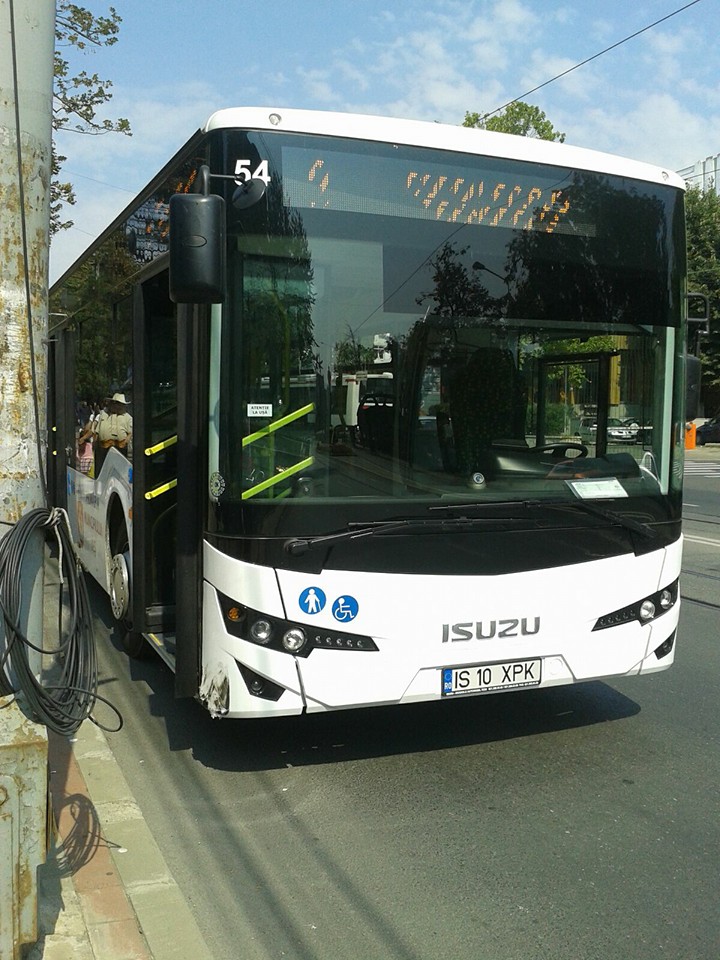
xmin=4 ymin=1 xmax=121 ymax=736
xmin=0 ymin=507 xmax=122 ymax=734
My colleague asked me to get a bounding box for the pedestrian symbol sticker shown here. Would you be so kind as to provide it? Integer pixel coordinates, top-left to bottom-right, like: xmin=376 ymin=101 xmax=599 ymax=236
xmin=299 ymin=587 xmax=326 ymax=615
xmin=332 ymin=595 xmax=359 ymax=622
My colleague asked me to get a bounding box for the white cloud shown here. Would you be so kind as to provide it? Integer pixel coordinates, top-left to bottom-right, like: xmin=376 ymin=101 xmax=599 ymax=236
xmin=49 ymin=0 xmax=720 ymax=287
xmin=50 ymin=80 xmax=223 ymax=282
xmin=297 ymin=68 xmax=340 ymax=106
xmin=490 ymin=0 xmax=538 ymax=30
xmin=569 ymin=93 xmax=719 ymax=171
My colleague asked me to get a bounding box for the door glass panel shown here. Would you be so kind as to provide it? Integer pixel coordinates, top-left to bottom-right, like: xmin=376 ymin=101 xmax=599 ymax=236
xmin=142 ymin=275 xmax=177 ymax=607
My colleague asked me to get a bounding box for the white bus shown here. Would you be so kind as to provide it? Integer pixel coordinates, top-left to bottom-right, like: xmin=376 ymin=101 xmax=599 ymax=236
xmin=49 ymin=107 xmax=692 ymax=718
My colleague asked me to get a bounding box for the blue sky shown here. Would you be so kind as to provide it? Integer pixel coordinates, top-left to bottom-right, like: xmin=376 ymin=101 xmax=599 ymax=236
xmin=50 ymin=0 xmax=719 ymax=282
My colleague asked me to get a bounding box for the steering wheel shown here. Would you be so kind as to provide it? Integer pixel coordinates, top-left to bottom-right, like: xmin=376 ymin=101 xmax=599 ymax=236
xmin=537 ymin=442 xmax=588 ymax=458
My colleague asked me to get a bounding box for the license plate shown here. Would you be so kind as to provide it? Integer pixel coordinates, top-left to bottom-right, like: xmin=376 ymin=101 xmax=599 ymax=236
xmin=442 ymin=658 xmax=542 ymax=697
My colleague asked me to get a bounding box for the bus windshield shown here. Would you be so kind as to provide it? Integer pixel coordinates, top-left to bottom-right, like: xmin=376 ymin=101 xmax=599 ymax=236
xmin=211 ymin=130 xmax=685 ymax=531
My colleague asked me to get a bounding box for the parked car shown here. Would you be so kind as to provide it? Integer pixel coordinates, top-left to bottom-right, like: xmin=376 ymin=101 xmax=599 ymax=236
xmin=576 ymin=417 xmax=636 ymax=443
xmin=619 ymin=417 xmax=640 ymax=439
xmin=696 ymin=415 xmax=720 ymax=445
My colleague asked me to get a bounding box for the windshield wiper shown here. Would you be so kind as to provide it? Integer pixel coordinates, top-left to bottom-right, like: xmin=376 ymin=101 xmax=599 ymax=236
xmin=557 ymin=499 xmax=655 ymax=539
xmin=283 ymin=515 xmax=527 ymax=557
xmin=430 ymin=497 xmax=655 ymax=539
xmin=285 ymin=497 xmax=655 ymax=558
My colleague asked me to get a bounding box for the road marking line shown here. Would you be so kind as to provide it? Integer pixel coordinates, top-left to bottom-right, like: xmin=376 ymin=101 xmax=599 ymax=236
xmin=685 ymin=535 xmax=720 ymax=547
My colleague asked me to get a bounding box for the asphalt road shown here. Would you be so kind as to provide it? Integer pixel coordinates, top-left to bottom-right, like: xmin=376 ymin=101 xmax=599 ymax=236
xmin=91 ymin=466 xmax=720 ymax=960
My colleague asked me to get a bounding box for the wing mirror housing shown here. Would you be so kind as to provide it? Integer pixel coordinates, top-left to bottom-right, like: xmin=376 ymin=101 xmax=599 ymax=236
xmin=169 ymin=166 xmax=225 ymax=304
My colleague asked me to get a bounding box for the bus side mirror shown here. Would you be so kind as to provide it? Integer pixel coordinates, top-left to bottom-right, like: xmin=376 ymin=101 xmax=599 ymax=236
xmin=169 ymin=193 xmax=226 ymax=303
xmin=686 ymin=354 xmax=701 ymax=422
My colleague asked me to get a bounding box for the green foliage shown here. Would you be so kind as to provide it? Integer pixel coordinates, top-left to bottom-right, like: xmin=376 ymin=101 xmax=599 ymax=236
xmin=52 ymin=3 xmax=131 ymax=235
xmin=334 ymin=329 xmax=375 ymax=372
xmin=463 ymin=101 xmax=565 ymax=143
xmin=685 ymin=184 xmax=720 ymax=412
xmin=416 ymin=243 xmax=497 ymax=318
xmin=537 ymin=336 xmax=617 ymax=391
xmin=52 ymin=234 xmax=137 ymax=401
xmin=533 ymin=402 xmax=569 ymax=436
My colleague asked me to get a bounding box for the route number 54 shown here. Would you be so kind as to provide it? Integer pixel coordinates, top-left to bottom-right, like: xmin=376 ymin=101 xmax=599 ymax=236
xmin=234 ymin=159 xmax=272 ymax=186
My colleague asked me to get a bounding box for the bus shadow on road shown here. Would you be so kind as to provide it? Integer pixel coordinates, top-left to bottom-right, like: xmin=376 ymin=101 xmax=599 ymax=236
xmin=122 ymin=645 xmax=642 ymax=771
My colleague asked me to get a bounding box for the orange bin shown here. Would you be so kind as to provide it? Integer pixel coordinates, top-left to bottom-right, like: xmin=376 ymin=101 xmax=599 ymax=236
xmin=685 ymin=422 xmax=696 ymax=450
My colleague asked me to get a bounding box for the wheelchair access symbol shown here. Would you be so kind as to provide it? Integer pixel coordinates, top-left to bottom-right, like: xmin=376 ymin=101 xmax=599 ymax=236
xmin=332 ymin=595 xmax=359 ymax=623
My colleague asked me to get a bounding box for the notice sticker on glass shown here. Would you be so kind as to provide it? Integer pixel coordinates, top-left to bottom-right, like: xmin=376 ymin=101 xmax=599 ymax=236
xmin=247 ymin=404 xmax=272 ymax=418
xmin=567 ymin=478 xmax=628 ymax=499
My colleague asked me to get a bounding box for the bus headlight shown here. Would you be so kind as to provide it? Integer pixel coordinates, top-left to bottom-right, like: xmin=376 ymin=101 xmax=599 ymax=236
xmin=250 ymin=619 xmax=273 ymax=644
xmin=282 ymin=628 xmax=307 ymax=653
xmin=593 ymin=579 xmax=679 ymax=631
xmin=639 ymin=600 xmax=655 ymax=621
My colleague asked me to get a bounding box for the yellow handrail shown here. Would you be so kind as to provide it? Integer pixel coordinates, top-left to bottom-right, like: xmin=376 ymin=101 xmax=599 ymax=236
xmin=145 ymin=435 xmax=178 ymax=456
xmin=242 ymin=457 xmax=314 ymax=500
xmin=242 ymin=403 xmax=314 ymax=447
xmin=144 ymin=478 xmax=178 ymax=501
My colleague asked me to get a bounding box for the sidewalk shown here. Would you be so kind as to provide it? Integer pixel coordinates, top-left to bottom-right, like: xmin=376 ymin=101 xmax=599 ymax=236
xmin=23 ymin=719 xmax=212 ymax=960
xmin=685 ymin=441 xmax=720 ymax=457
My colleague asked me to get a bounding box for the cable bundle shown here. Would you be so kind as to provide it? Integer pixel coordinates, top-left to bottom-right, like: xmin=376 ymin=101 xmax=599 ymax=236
xmin=0 ymin=507 xmax=107 ymax=735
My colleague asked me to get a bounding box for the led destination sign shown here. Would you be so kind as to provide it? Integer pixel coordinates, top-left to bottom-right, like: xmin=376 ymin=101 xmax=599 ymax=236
xmin=282 ymin=146 xmax=584 ymax=235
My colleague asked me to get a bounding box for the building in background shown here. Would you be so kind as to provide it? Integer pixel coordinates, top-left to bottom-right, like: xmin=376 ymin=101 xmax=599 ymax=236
xmin=678 ymin=153 xmax=720 ymax=193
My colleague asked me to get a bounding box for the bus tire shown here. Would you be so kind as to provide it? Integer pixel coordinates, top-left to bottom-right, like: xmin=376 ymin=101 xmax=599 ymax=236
xmin=108 ymin=515 xmax=149 ymax=659
xmin=120 ymin=626 xmax=149 ymax=659
xmin=109 ymin=550 xmax=131 ymax=621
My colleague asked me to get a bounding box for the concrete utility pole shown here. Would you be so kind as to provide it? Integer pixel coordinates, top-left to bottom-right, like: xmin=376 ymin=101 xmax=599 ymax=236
xmin=0 ymin=0 xmax=54 ymax=517
xmin=0 ymin=1 xmax=56 ymax=955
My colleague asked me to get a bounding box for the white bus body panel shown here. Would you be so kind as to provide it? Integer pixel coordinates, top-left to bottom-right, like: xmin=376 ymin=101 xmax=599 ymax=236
xmin=66 ymin=450 xmax=133 ymax=592
xmin=202 ymin=540 xmax=681 ymax=719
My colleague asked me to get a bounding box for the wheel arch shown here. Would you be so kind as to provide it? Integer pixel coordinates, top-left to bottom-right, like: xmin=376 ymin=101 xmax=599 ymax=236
xmin=107 ymin=490 xmax=130 ymax=555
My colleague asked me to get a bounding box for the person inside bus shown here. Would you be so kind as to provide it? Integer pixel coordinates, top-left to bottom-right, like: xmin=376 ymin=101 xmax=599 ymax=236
xmin=96 ymin=393 xmax=133 ymax=464
xmin=75 ymin=421 xmax=95 ymax=475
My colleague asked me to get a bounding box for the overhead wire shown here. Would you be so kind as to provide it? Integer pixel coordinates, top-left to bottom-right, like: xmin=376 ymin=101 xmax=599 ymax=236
xmin=482 ymin=0 xmax=705 ymax=121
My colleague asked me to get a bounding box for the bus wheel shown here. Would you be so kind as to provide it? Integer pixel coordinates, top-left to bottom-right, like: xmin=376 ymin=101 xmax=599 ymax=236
xmin=109 ymin=529 xmax=149 ymax=659
xmin=109 ymin=551 xmax=131 ymax=620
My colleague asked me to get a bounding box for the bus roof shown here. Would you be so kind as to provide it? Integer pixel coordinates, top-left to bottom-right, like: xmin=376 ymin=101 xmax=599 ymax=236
xmin=205 ymin=106 xmax=686 ymax=191
xmin=51 ymin=105 xmax=685 ymax=293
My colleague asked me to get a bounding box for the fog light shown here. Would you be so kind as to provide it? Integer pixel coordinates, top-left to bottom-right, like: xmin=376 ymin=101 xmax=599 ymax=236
xmin=250 ymin=619 xmax=273 ymax=644
xmin=654 ymin=632 xmax=676 ymax=659
xmin=282 ymin=627 xmax=307 ymax=652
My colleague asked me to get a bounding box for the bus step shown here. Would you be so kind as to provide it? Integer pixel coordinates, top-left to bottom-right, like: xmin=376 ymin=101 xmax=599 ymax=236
xmin=146 ymin=631 xmax=176 ymax=669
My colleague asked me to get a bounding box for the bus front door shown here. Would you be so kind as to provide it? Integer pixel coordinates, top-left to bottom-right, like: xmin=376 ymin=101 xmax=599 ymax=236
xmin=131 ymin=272 xmax=178 ymax=651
